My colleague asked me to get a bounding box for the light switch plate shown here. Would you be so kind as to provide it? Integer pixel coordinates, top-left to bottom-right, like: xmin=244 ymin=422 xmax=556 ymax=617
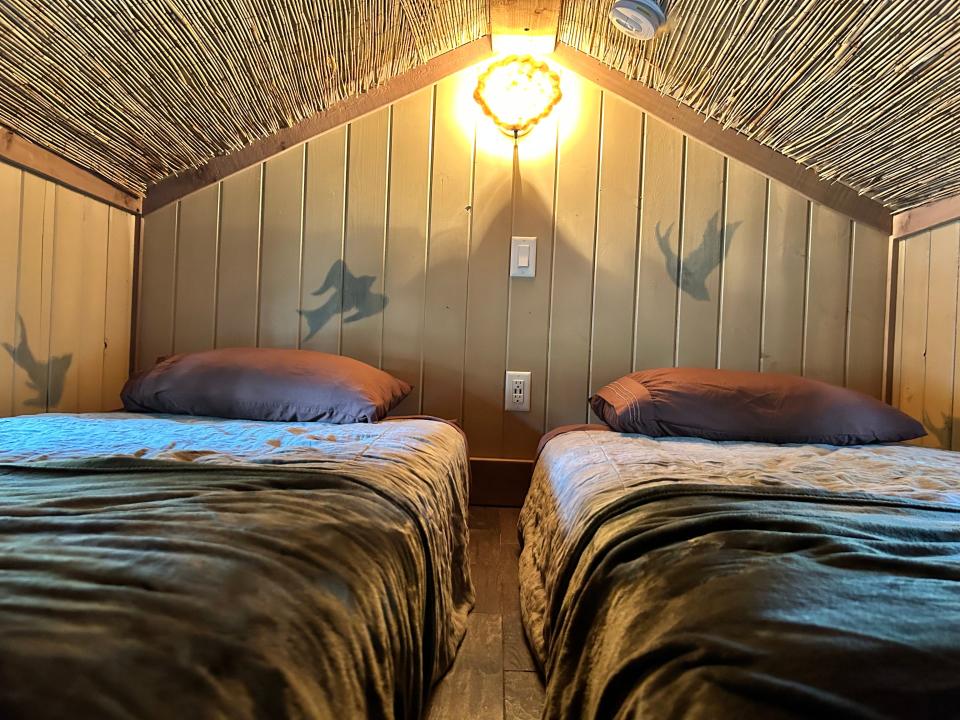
xmin=510 ymin=236 xmax=536 ymax=278
xmin=505 ymin=371 xmax=531 ymax=412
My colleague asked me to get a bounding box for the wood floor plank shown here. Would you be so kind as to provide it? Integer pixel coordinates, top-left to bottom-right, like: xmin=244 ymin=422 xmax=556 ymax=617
xmin=504 ymin=672 xmax=546 ymax=720
xmin=470 ymin=527 xmax=501 ymax=614
xmin=500 ymin=542 xmax=537 ymax=672
xmin=427 ymin=613 xmax=504 ymax=720
xmin=499 ymin=507 xmax=521 ymax=545
xmin=469 ymin=506 xmax=501 ymax=531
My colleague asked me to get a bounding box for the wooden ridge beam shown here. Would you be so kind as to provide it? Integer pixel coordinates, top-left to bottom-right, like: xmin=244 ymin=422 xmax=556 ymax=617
xmin=490 ymin=0 xmax=561 ymax=49
xmin=0 ymin=127 xmax=141 ymax=214
xmin=144 ymin=37 xmax=493 ymax=215
xmin=892 ymin=194 xmax=960 ymax=238
xmin=553 ymin=44 xmax=893 ymax=235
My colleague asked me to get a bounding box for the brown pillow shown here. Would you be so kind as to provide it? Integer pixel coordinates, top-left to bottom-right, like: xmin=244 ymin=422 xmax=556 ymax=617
xmin=589 ymin=367 xmax=925 ymax=445
xmin=122 ymin=348 xmax=411 ymax=423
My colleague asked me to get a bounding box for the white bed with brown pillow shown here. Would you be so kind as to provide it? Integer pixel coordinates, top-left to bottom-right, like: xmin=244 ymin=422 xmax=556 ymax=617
xmin=520 ymin=369 xmax=960 ymax=720
xmin=0 ymin=352 xmax=473 ymax=719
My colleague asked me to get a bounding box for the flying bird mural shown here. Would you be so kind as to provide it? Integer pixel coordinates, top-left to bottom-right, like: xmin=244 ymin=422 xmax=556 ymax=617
xmin=299 ymin=259 xmax=388 ymax=342
xmin=656 ymin=212 xmax=742 ymax=301
xmin=2 ymin=314 xmax=72 ymax=408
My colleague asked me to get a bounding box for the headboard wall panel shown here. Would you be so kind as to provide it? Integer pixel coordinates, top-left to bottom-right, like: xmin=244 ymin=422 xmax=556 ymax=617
xmin=892 ymin=219 xmax=960 ymax=449
xmin=0 ymin=159 xmax=135 ymax=417
xmin=138 ymin=68 xmax=889 ymax=460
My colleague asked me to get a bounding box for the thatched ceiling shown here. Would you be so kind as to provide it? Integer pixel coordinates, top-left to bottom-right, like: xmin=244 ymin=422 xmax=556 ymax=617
xmin=559 ymin=0 xmax=960 ymax=212
xmin=0 ymin=1 xmax=956 ymax=212
xmin=0 ymin=0 xmax=486 ymax=196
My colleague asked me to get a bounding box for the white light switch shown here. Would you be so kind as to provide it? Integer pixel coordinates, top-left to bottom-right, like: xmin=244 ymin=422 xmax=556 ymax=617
xmin=510 ymin=236 xmax=536 ymax=278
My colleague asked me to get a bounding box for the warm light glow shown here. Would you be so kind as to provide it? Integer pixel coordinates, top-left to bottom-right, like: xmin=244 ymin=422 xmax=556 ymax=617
xmin=473 ymin=55 xmax=562 ymax=137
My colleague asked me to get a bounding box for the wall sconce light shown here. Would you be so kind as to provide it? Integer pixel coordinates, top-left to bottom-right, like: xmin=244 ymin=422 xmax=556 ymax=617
xmin=473 ymin=55 xmax=562 ymax=139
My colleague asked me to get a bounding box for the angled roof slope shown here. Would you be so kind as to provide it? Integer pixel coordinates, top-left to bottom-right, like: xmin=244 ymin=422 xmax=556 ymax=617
xmin=0 ymin=0 xmax=956 ymax=214
xmin=560 ymin=0 xmax=960 ymax=211
xmin=0 ymin=0 xmax=487 ymax=195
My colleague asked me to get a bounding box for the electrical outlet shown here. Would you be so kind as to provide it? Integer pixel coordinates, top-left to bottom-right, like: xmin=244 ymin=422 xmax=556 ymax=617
xmin=505 ymin=371 xmax=531 ymax=412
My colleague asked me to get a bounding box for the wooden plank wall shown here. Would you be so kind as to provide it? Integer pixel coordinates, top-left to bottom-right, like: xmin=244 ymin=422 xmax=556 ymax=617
xmin=138 ymin=69 xmax=890 ymax=460
xmin=0 ymin=159 xmax=135 ymax=417
xmin=891 ymin=218 xmax=960 ymax=449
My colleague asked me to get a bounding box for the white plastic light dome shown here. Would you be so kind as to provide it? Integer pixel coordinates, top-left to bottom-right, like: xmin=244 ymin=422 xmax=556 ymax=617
xmin=609 ymin=0 xmax=666 ymax=41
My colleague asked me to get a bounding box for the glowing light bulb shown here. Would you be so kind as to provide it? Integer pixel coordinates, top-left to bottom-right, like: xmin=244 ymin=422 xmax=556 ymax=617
xmin=473 ymin=55 xmax=563 ymax=137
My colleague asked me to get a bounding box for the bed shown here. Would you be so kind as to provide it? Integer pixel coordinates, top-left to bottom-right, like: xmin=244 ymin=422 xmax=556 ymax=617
xmin=519 ymin=426 xmax=960 ymax=719
xmin=0 ymin=412 xmax=472 ymax=719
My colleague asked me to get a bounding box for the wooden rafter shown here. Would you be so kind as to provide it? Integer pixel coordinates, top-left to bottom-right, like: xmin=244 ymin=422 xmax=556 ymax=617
xmin=144 ymin=38 xmax=493 ymax=214
xmin=0 ymin=128 xmax=141 ymax=213
xmin=892 ymin=195 xmax=960 ymax=239
xmin=553 ymin=44 xmax=892 ymax=234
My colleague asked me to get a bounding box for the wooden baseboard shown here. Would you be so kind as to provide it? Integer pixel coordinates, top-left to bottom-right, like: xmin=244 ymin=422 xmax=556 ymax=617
xmin=469 ymin=458 xmax=534 ymax=507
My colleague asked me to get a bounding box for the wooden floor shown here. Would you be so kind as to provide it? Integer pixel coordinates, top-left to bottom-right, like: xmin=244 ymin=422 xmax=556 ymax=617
xmin=425 ymin=506 xmax=545 ymax=720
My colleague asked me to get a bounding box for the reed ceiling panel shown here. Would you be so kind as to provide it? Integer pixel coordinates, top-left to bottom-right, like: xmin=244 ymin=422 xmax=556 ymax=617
xmin=559 ymin=0 xmax=960 ymax=211
xmin=0 ymin=0 xmax=486 ymax=196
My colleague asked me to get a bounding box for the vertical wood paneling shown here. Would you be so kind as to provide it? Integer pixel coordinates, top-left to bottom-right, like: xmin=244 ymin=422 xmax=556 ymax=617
xmin=422 ymin=74 xmax=474 ymax=420
xmin=762 ymin=182 xmax=808 ymax=374
xmin=259 ymin=146 xmax=305 ymax=348
xmin=0 ymin=160 xmax=134 ymax=418
xmin=383 ymin=90 xmax=432 ymax=415
xmin=462 ymin=129 xmax=512 ymax=454
xmin=921 ymin=225 xmax=959 ymax=447
xmin=342 ymin=108 xmax=390 ymax=367
xmin=804 ymin=205 xmax=850 ymax=385
xmin=547 ymin=81 xmax=601 ymax=428
xmin=77 ymin=198 xmax=109 ymax=412
xmin=103 ymin=209 xmax=134 ymax=410
xmin=676 ymin=139 xmax=724 ymax=367
xmin=12 ymin=174 xmax=53 ymax=415
xmin=847 ymin=224 xmax=890 ymax=398
xmin=635 ymin=116 xmax=683 ymax=371
xmin=139 ymin=202 xmax=178 ymax=370
xmin=890 ymin=239 xmax=907 ymax=405
xmin=48 ymin=187 xmax=85 ymax=412
xmin=896 ymin=232 xmax=930 ymax=441
xmin=301 ymin=128 xmax=347 ymax=354
xmin=719 ymin=160 xmax=766 ymax=370
xmin=216 ymin=164 xmax=262 ymax=348
xmin=0 ymin=163 xmax=20 ymax=416
xmin=174 ymin=184 xmax=219 ymax=354
xmin=503 ymin=115 xmax=559 ymax=458
xmin=133 ymin=83 xmax=894 ymax=459
xmin=590 ymin=93 xmax=642 ymax=395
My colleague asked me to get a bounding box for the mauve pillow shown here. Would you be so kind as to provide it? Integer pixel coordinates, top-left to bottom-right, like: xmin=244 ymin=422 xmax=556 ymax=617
xmin=122 ymin=348 xmax=411 ymax=423
xmin=589 ymin=367 xmax=925 ymax=445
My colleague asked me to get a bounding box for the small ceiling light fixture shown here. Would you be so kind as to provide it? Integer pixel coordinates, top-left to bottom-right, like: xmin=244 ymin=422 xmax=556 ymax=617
xmin=609 ymin=0 xmax=666 ymax=41
xmin=473 ymin=55 xmax=562 ymax=139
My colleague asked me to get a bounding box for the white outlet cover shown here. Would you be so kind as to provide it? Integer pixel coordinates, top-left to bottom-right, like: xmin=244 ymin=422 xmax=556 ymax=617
xmin=510 ymin=237 xmax=536 ymax=278
xmin=505 ymin=371 xmax=531 ymax=412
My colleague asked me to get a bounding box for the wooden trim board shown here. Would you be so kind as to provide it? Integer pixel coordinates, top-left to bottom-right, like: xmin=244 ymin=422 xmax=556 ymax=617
xmin=1 ymin=128 xmax=141 ymax=214
xmin=892 ymin=194 xmax=960 ymax=238
xmin=882 ymin=235 xmax=900 ymax=404
xmin=144 ymin=38 xmax=493 ymax=214
xmin=552 ymin=44 xmax=893 ymax=235
xmin=470 ymin=458 xmax=534 ymax=507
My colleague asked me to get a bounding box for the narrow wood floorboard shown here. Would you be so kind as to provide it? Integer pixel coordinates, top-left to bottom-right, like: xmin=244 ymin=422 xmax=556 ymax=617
xmin=425 ymin=506 xmax=544 ymax=720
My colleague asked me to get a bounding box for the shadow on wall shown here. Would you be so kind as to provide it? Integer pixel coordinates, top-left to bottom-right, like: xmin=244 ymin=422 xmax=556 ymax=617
xmin=2 ymin=315 xmax=72 ymax=408
xmin=299 ymin=259 xmax=389 ymax=342
xmin=656 ymin=212 xmax=742 ymax=301
xmin=923 ymin=409 xmax=954 ymax=449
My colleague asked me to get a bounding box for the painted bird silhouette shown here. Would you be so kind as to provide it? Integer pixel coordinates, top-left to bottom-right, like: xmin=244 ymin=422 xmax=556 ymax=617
xmin=2 ymin=314 xmax=72 ymax=407
xmin=656 ymin=212 xmax=741 ymax=301
xmin=922 ymin=409 xmax=950 ymax=448
xmin=298 ymin=259 xmax=388 ymax=342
